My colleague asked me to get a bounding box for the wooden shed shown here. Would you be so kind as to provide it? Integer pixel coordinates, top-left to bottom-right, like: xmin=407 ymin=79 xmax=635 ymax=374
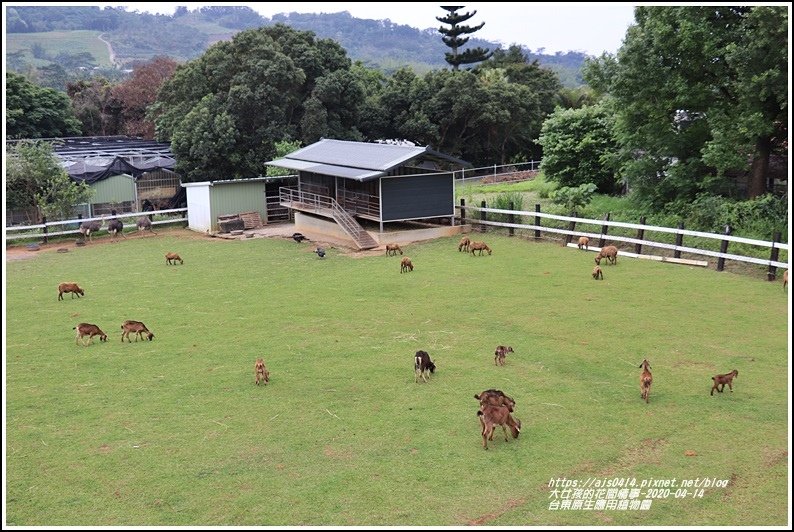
xmin=266 ymin=139 xmax=471 ymax=249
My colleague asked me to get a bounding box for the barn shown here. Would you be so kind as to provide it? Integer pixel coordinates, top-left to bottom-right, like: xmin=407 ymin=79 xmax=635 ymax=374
xmin=266 ymin=139 xmax=471 ymax=249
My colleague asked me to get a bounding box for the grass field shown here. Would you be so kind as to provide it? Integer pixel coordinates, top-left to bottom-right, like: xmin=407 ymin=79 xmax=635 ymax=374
xmin=4 ymin=229 xmax=789 ymax=526
xmin=6 ymin=30 xmax=112 ymax=68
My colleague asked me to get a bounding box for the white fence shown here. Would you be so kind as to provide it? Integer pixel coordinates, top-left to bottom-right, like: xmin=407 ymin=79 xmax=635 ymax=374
xmin=457 ymin=204 xmax=789 ymax=273
xmin=453 ymin=160 xmax=541 ymax=184
xmin=5 ymin=208 xmax=188 ymax=241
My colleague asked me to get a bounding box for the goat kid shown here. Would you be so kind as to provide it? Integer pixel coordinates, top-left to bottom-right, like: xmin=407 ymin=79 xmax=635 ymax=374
xmin=74 ymin=323 xmax=107 ymax=346
xmin=255 ymin=358 xmax=270 ymax=385
xmin=639 ymin=359 xmax=653 ymax=404
xmin=478 ymin=404 xmax=521 ymax=450
xmin=592 ymin=266 xmax=604 ymax=280
xmin=400 ymin=257 xmax=414 ymax=273
xmin=710 ymin=369 xmax=738 ymax=396
xmin=385 ymin=243 xmax=403 ymax=256
xmin=494 ymin=345 xmax=514 ymax=366
xmin=58 ymin=282 xmax=85 ymax=300
xmin=458 ymin=236 xmax=471 ymax=252
xmin=595 ymin=245 xmax=619 ymax=266
xmin=469 ymin=241 xmax=492 ymax=256
xmin=121 ymin=320 xmax=155 ymax=342
xmin=414 ymin=350 xmax=436 ymax=383
xmin=165 ymin=252 xmax=184 ymax=265
xmin=578 ymin=236 xmax=590 ymax=250
xmin=474 ymin=389 xmax=516 ymax=412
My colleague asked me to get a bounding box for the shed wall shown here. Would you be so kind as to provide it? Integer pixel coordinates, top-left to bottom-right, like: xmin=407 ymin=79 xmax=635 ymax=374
xmin=380 ymin=173 xmax=453 ymax=221
xmin=89 ymin=174 xmax=136 ymax=204
xmin=209 ymin=181 xmax=268 ymax=231
xmin=186 ymin=185 xmax=211 ymax=232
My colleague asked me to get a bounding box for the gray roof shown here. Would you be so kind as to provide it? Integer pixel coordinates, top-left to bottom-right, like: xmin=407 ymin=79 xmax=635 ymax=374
xmin=266 ymin=139 xmax=469 ymax=181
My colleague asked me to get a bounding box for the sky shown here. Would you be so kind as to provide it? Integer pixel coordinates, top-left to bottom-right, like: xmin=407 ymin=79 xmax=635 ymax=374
xmin=84 ymin=2 xmax=638 ymax=56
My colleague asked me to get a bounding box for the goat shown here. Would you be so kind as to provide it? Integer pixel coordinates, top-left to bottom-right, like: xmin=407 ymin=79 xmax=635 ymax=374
xmin=478 ymin=405 xmax=521 ymax=450
xmin=639 ymin=359 xmax=653 ymax=404
xmin=400 ymin=257 xmax=414 ymax=273
xmin=165 ymin=252 xmax=184 ymax=265
xmin=469 ymin=241 xmax=492 ymax=256
xmin=414 ymin=350 xmax=436 ymax=383
xmin=783 ymin=270 xmax=788 ymax=290
xmin=385 ymin=243 xmax=403 ymax=256
xmin=710 ymin=369 xmax=738 ymax=396
xmin=79 ymin=218 xmax=103 ymax=242
xmin=74 ymin=323 xmax=107 ymax=346
xmin=592 ymin=266 xmax=603 ymax=280
xmin=474 ymin=389 xmax=516 ymax=412
xmin=494 ymin=345 xmax=514 ymax=366
xmin=595 ymin=245 xmax=619 ymax=266
xmin=58 ymin=282 xmax=85 ymax=301
xmin=292 ymin=232 xmax=309 ymax=243
xmin=136 ymin=216 xmax=157 ymax=235
xmin=107 ymin=218 xmax=126 ymax=240
xmin=458 ymin=236 xmax=471 ymax=252
xmin=255 ymin=358 xmax=270 ymax=385
xmin=121 ymin=320 xmax=155 ymax=342
xmin=578 ymin=236 xmax=590 ymax=250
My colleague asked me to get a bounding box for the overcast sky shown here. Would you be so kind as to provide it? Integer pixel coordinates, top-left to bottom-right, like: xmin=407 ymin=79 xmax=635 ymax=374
xmin=79 ymin=2 xmax=638 ymax=56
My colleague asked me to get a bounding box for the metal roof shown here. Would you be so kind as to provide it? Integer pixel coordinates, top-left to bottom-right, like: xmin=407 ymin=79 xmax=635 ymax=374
xmin=266 ymin=139 xmax=470 ymax=181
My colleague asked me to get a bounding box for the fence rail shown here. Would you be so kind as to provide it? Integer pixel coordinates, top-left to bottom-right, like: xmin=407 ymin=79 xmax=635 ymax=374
xmin=5 ymin=208 xmax=188 ymax=242
xmin=456 ymin=203 xmax=789 ymax=274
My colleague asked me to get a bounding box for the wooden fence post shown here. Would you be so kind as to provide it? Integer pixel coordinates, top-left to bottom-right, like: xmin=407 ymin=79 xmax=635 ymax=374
xmin=460 ymin=198 xmax=466 ymax=225
xmin=508 ymin=202 xmax=515 ymax=236
xmin=634 ymin=216 xmax=646 ymax=254
xmin=41 ymin=215 xmax=48 ymax=244
xmin=716 ymin=224 xmax=732 ymax=272
xmin=674 ymin=222 xmax=685 ymax=259
xmin=565 ymin=211 xmax=577 ymax=245
xmin=598 ymin=213 xmax=611 ymax=247
xmin=534 ymin=204 xmax=541 ymax=240
xmin=767 ymin=231 xmax=781 ymax=281
xmin=480 ymin=200 xmax=487 ymax=232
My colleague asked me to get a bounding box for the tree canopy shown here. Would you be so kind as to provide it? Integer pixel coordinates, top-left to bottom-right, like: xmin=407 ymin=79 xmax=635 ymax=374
xmin=6 ymin=72 xmax=82 ymax=139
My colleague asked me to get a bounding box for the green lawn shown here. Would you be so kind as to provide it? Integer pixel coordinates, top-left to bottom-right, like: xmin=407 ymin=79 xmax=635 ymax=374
xmin=6 ymin=30 xmax=112 ymax=68
xmin=5 ymin=229 xmax=789 ymax=525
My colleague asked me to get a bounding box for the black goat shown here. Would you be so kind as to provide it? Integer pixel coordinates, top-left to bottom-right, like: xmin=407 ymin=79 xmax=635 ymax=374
xmin=414 ymin=350 xmax=436 ymax=383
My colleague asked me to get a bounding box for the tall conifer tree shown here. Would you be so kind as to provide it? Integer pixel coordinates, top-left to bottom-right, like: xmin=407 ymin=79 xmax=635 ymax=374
xmin=437 ymin=6 xmax=493 ymax=70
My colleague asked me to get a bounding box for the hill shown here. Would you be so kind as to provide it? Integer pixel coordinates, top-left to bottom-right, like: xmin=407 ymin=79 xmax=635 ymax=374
xmin=5 ymin=5 xmax=589 ymax=86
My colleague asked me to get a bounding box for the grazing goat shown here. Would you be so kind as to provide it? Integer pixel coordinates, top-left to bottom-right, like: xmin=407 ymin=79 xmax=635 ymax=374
xmin=494 ymin=345 xmax=514 ymax=366
xmin=121 ymin=320 xmax=155 ymax=342
xmin=74 ymin=323 xmax=107 ymax=346
xmin=710 ymin=369 xmax=738 ymax=396
xmin=469 ymin=241 xmax=492 ymax=256
xmin=592 ymin=266 xmax=603 ymax=280
xmin=478 ymin=405 xmax=521 ymax=450
xmin=136 ymin=216 xmax=157 ymax=235
xmin=107 ymin=218 xmax=126 ymax=240
xmin=255 ymin=358 xmax=270 ymax=385
xmin=58 ymin=282 xmax=85 ymax=301
xmin=414 ymin=350 xmax=436 ymax=383
xmin=639 ymin=359 xmax=653 ymax=404
xmin=595 ymin=245 xmax=619 ymax=266
xmin=578 ymin=236 xmax=590 ymax=250
xmin=79 ymin=219 xmax=103 ymax=242
xmin=292 ymin=232 xmax=308 ymax=243
xmin=458 ymin=236 xmax=471 ymax=252
xmin=385 ymin=243 xmax=403 ymax=256
xmin=165 ymin=252 xmax=183 ymax=265
xmin=400 ymin=257 xmax=414 ymax=273
xmin=474 ymin=389 xmax=516 ymax=412
xmin=783 ymin=270 xmax=788 ymax=290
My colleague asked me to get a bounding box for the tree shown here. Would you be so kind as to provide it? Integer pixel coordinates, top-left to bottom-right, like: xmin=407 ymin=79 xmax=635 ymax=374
xmin=67 ymin=77 xmax=123 ymax=136
xmin=266 ymin=140 xmax=302 ymax=177
xmin=437 ymin=6 xmax=492 ymax=70
xmin=6 ymin=72 xmax=82 ymax=138
xmin=587 ymin=6 xmax=788 ymax=205
xmin=537 ymin=103 xmax=620 ymax=193
xmin=112 ymin=56 xmax=178 ymax=138
xmin=6 ymin=141 xmax=92 ymax=221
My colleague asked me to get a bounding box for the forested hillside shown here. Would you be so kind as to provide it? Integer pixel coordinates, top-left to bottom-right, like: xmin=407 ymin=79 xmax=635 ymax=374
xmin=5 ymin=5 xmax=588 ymax=86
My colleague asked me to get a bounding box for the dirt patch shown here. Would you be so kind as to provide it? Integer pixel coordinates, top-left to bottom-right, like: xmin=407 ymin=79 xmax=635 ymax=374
xmin=467 ymin=497 xmax=526 ymax=526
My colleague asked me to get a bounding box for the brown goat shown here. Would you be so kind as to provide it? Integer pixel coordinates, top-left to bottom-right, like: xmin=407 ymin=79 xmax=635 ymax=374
xmin=595 ymin=245 xmax=619 ymax=266
xmin=592 ymin=266 xmax=603 ymax=280
xmin=469 ymin=241 xmax=492 ymax=256
xmin=400 ymin=257 xmax=414 ymax=273
xmin=165 ymin=252 xmax=183 ymax=265
xmin=710 ymin=369 xmax=738 ymax=396
xmin=121 ymin=320 xmax=155 ymax=342
xmin=474 ymin=389 xmax=516 ymax=412
xmin=58 ymin=282 xmax=85 ymax=300
xmin=74 ymin=323 xmax=107 ymax=346
xmin=578 ymin=236 xmax=590 ymax=250
xmin=136 ymin=216 xmax=157 ymax=235
xmin=494 ymin=345 xmax=514 ymax=366
xmin=385 ymin=243 xmax=403 ymax=256
xmin=639 ymin=359 xmax=653 ymax=403
xmin=783 ymin=270 xmax=788 ymax=290
xmin=478 ymin=404 xmax=521 ymax=450
xmin=458 ymin=236 xmax=471 ymax=252
xmin=255 ymin=358 xmax=270 ymax=385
